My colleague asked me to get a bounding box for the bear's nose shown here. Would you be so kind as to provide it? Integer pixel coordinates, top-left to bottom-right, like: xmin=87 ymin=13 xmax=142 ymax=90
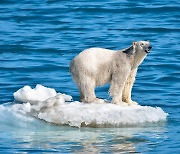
xmin=148 ymin=46 xmax=152 ymax=50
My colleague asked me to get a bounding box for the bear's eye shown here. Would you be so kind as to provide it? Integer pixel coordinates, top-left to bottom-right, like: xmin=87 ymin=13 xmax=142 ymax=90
xmin=141 ymin=43 xmax=144 ymax=46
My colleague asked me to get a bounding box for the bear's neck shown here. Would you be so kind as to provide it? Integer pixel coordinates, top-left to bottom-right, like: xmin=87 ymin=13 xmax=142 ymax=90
xmin=122 ymin=46 xmax=134 ymax=55
xmin=122 ymin=46 xmax=147 ymax=69
xmin=131 ymin=53 xmax=147 ymax=69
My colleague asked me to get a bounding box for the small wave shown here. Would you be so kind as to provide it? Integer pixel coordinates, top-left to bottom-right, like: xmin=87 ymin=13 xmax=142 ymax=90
xmin=108 ymin=28 xmax=180 ymax=33
xmin=71 ymin=6 xmax=180 ymax=14
xmin=9 ymin=85 xmax=168 ymax=128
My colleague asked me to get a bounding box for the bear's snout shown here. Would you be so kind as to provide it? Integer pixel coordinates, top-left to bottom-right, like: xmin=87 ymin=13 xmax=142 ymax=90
xmin=144 ymin=45 xmax=152 ymax=54
xmin=148 ymin=46 xmax=152 ymax=50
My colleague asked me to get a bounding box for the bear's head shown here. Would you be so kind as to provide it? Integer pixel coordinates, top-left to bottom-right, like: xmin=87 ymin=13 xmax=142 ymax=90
xmin=132 ymin=40 xmax=152 ymax=54
xmin=130 ymin=41 xmax=152 ymax=68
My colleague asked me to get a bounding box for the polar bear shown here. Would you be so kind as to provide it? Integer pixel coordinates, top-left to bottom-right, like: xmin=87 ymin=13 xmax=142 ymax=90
xmin=70 ymin=41 xmax=152 ymax=106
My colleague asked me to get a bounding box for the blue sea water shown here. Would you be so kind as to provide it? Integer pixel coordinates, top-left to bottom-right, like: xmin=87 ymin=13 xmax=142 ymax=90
xmin=0 ymin=0 xmax=180 ymax=153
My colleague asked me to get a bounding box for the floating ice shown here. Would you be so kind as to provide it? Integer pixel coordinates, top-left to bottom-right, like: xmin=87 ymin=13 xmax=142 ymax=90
xmin=12 ymin=85 xmax=167 ymax=128
xmin=13 ymin=84 xmax=72 ymax=104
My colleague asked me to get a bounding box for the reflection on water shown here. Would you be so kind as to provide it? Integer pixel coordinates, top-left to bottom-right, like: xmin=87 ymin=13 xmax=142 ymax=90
xmin=1 ymin=119 xmax=166 ymax=153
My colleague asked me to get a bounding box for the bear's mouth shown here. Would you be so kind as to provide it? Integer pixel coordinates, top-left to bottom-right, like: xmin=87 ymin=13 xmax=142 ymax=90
xmin=144 ymin=49 xmax=150 ymax=53
xmin=144 ymin=46 xmax=152 ymax=54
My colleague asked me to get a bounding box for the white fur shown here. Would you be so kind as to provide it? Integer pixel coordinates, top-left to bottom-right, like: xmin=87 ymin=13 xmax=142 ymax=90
xmin=70 ymin=41 xmax=151 ymax=106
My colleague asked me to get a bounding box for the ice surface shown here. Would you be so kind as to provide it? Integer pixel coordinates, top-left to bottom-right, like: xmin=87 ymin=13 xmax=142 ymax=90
xmin=11 ymin=85 xmax=168 ymax=128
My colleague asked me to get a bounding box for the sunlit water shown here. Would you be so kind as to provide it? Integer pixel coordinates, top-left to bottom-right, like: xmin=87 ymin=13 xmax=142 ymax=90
xmin=0 ymin=0 xmax=180 ymax=153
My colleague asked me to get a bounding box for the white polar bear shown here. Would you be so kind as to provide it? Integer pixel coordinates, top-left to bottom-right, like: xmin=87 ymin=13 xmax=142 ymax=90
xmin=70 ymin=41 xmax=152 ymax=106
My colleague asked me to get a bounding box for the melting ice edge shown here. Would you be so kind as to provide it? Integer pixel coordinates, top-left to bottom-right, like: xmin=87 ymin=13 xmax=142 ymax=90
xmin=2 ymin=84 xmax=168 ymax=128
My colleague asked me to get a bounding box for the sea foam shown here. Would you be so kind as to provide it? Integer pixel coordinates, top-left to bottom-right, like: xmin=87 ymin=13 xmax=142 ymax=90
xmin=12 ymin=85 xmax=167 ymax=128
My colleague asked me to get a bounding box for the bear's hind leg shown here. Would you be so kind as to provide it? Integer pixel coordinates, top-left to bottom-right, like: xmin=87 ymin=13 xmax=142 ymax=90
xmin=78 ymin=77 xmax=97 ymax=103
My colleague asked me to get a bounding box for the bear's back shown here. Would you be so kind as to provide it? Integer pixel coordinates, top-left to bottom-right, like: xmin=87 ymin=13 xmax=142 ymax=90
xmin=75 ymin=48 xmax=115 ymax=70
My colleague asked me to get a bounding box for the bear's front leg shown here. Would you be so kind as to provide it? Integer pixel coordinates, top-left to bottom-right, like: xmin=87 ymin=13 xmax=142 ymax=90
xmin=109 ymin=70 xmax=130 ymax=106
xmin=122 ymin=69 xmax=139 ymax=106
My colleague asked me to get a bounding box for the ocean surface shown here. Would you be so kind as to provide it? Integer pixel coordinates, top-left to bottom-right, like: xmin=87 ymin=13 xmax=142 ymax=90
xmin=0 ymin=0 xmax=180 ymax=153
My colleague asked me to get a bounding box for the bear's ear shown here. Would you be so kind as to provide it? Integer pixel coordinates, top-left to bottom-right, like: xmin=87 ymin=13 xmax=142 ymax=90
xmin=132 ymin=42 xmax=136 ymax=46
